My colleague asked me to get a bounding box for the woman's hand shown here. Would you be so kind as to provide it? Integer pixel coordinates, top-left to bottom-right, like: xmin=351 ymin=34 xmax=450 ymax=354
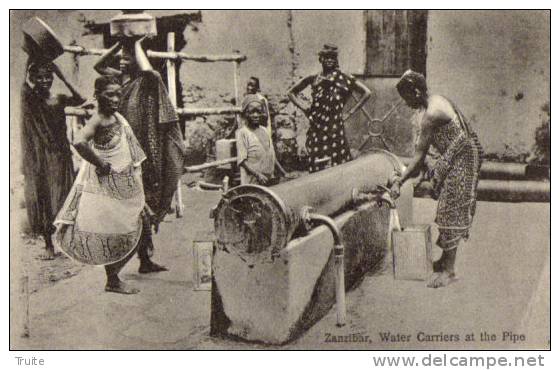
xmin=255 ymin=172 xmax=269 ymax=185
xmin=388 ymin=175 xmax=403 ymax=200
xmin=136 ymin=35 xmax=148 ymax=46
xmin=342 ymin=111 xmax=351 ymax=122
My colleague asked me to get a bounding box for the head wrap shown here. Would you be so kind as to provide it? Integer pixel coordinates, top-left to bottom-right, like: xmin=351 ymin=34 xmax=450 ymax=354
xmin=248 ymin=76 xmax=261 ymax=91
xmin=396 ymin=69 xmax=427 ymax=94
xmin=27 ymin=61 xmax=53 ymax=77
xmin=242 ymin=94 xmax=265 ymax=113
xmin=318 ymin=43 xmax=339 ymax=57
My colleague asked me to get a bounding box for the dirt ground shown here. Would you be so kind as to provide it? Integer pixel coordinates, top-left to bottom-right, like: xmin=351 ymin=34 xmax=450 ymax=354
xmin=10 ymin=180 xmax=550 ymax=350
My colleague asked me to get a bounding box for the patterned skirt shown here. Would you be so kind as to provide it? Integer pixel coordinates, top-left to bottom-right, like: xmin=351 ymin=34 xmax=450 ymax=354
xmin=432 ymin=137 xmax=482 ymax=250
xmin=54 ymin=119 xmax=147 ymax=265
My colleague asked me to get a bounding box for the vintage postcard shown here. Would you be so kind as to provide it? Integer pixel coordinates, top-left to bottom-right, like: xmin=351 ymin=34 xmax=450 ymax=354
xmin=9 ymin=9 xmax=550 ymax=353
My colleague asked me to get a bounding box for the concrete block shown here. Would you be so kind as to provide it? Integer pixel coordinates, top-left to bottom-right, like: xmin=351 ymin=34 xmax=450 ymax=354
xmin=210 ymin=181 xmax=412 ymax=344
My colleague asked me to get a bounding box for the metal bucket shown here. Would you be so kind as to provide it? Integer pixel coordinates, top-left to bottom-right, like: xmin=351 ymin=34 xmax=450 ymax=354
xmin=22 ymin=17 xmax=64 ymax=61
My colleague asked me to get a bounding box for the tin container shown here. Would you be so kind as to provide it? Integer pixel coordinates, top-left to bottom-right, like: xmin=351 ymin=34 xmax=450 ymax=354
xmin=392 ymin=224 xmax=433 ymax=280
xmin=110 ymin=11 xmax=157 ymax=38
xmin=215 ymin=139 xmax=236 ymax=170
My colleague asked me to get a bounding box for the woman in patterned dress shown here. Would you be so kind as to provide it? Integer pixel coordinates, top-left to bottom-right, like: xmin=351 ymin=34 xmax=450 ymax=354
xmin=389 ymin=70 xmax=483 ymax=288
xmin=54 ymin=76 xmax=147 ymax=294
xmin=287 ymin=44 xmax=372 ymax=173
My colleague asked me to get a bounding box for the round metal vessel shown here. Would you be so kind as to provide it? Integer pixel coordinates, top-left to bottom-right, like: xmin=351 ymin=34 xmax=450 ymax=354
xmin=22 ymin=17 xmax=64 ymax=61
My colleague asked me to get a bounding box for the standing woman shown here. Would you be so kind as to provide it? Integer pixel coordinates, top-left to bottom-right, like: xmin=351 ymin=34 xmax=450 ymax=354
xmin=389 ymin=70 xmax=483 ymax=288
xmin=54 ymin=76 xmax=146 ymax=294
xmin=20 ymin=60 xmax=86 ymax=259
xmin=287 ymin=44 xmax=372 ymax=173
xmin=94 ymin=37 xmax=186 ymax=273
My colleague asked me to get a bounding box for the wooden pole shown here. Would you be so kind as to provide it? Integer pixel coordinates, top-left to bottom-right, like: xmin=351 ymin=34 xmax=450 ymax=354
xmin=66 ymin=106 xmax=242 ymax=118
xmin=233 ymin=58 xmax=242 ymax=128
xmin=177 ymin=106 xmax=242 ymax=116
xmin=184 ymin=157 xmax=238 ymax=173
xmin=166 ymin=32 xmax=184 ymax=218
xmin=63 ymin=45 xmax=247 ymax=62
xmin=148 ymin=50 xmax=247 ymax=62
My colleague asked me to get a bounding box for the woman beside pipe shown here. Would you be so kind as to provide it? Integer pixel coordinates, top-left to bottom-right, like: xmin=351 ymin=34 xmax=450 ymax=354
xmin=94 ymin=37 xmax=185 ymax=273
xmin=288 ymin=44 xmax=371 ymax=173
xmin=390 ymin=70 xmax=484 ymax=288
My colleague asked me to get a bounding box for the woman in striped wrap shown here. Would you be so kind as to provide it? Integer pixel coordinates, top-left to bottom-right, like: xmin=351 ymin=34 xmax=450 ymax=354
xmin=390 ymin=70 xmax=483 ymax=288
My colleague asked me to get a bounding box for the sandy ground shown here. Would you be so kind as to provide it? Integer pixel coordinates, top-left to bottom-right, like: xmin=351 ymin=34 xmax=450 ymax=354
xmin=10 ymin=184 xmax=550 ymax=350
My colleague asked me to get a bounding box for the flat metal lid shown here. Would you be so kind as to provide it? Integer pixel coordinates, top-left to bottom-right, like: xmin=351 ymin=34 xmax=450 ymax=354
xmin=214 ymin=185 xmax=296 ymax=263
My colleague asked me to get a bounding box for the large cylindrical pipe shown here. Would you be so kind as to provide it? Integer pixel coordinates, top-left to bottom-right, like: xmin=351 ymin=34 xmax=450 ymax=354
xmin=266 ymin=149 xmax=404 ymax=218
xmin=480 ymin=162 xmax=527 ymax=180
xmin=399 ymin=157 xmax=548 ymax=181
xmin=414 ymin=179 xmax=550 ymax=202
xmin=477 ymin=180 xmax=550 ymax=202
xmin=213 ymin=151 xmax=406 ymax=262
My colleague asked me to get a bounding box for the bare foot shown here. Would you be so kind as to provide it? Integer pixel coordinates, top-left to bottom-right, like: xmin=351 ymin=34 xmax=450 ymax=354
xmin=139 ymin=261 xmax=168 ymax=274
xmin=38 ymin=248 xmax=60 ymax=260
xmin=105 ymin=281 xmax=140 ymax=294
xmin=427 ymin=271 xmax=457 ymax=288
xmin=432 ymin=259 xmax=444 ymax=273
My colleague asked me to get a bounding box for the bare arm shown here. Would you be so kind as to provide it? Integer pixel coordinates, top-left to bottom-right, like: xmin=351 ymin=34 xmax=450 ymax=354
xmin=287 ymin=75 xmax=315 ymax=113
xmin=400 ymin=126 xmax=432 ymax=184
xmin=240 ymin=161 xmax=268 ymax=184
xmin=343 ymin=80 xmax=372 ymax=121
xmin=72 ymin=118 xmax=110 ymax=173
xmin=135 ymin=36 xmax=153 ymax=72
xmin=275 ymin=160 xmax=288 ymax=177
xmin=94 ymin=41 xmax=122 ymax=76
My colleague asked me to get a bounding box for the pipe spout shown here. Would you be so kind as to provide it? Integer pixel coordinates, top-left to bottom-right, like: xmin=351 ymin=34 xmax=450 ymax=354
xmin=352 ymin=185 xmax=397 ymax=209
xmin=300 ymin=207 xmax=346 ymax=327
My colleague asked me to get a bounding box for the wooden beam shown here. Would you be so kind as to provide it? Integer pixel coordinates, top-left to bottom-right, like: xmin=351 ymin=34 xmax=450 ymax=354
xmin=63 ymin=45 xmax=107 ymax=56
xmin=64 ymin=45 xmax=247 ymax=63
xmin=148 ymin=50 xmax=247 ymax=62
xmin=185 ymin=157 xmax=238 ymax=173
xmin=233 ymin=60 xmax=242 ymax=127
xmin=66 ymin=106 xmax=242 ymax=117
xmin=177 ymin=106 xmax=242 ymax=116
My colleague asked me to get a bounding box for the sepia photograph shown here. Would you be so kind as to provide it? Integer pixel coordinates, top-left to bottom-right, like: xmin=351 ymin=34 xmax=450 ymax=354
xmin=8 ymin=8 xmax=550 ymax=353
